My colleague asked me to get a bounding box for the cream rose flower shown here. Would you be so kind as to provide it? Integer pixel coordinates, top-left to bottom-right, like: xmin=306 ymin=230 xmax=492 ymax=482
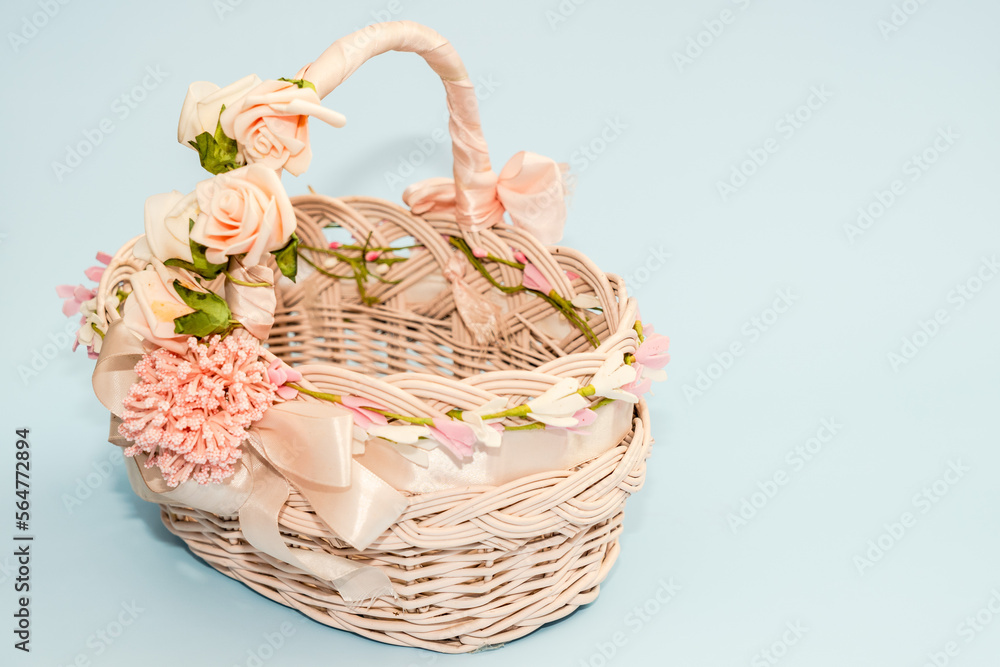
xmin=220 ymin=79 xmax=346 ymax=176
xmin=133 ymin=191 xmax=198 ymax=263
xmin=122 ymin=261 xmax=199 ymax=353
xmin=177 ymin=74 xmax=262 ymax=151
xmin=190 ymin=164 xmax=296 ymax=266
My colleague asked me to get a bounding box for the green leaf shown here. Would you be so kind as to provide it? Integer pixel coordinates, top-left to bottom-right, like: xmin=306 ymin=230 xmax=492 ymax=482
xmin=164 ymin=221 xmax=228 ymax=279
xmin=273 ymin=234 xmax=299 ymax=282
xmin=278 ymin=77 xmax=316 ymax=92
xmin=188 ymin=106 xmax=241 ymax=175
xmin=171 ymin=280 xmax=232 ymax=337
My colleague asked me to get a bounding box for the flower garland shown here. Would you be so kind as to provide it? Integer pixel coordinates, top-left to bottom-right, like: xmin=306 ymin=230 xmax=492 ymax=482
xmin=59 ymin=71 xmax=670 ymax=486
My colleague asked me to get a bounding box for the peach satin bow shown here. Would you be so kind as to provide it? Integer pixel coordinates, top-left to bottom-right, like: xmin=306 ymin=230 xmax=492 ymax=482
xmin=403 ymin=151 xmax=568 ymax=245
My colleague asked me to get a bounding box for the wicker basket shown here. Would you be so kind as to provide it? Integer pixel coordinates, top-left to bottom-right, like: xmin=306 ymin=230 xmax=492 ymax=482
xmin=90 ymin=21 xmax=657 ymax=653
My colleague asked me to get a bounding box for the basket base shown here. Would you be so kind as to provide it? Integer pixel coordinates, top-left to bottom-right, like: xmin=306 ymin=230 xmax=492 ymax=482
xmin=160 ymin=507 xmax=625 ymax=653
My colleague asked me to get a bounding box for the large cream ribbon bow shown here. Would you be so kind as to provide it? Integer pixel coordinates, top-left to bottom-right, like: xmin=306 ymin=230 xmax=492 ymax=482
xmin=93 ymin=320 xmax=407 ymax=603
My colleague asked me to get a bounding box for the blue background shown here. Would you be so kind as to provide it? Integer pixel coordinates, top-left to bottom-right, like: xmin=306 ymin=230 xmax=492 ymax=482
xmin=3 ymin=0 xmax=999 ymax=665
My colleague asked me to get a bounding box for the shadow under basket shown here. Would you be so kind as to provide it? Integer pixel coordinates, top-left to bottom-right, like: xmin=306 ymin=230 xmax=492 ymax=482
xmin=152 ymin=193 xmax=653 ymax=653
xmin=160 ymin=407 xmax=648 ymax=652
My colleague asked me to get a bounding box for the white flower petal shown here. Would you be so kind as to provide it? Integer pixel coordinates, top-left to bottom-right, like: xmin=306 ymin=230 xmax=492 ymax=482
xmin=590 ymin=357 xmax=638 ymax=398
xmin=461 ymin=412 xmax=503 ymax=448
xmin=379 ymin=440 xmax=430 ymax=468
xmin=571 ymin=293 xmax=601 ymax=309
xmin=527 ymin=413 xmax=579 ymax=427
xmin=471 ymin=397 xmax=508 ymax=416
xmin=642 ymin=366 xmax=668 ymax=382
xmin=367 ymin=424 xmax=431 ymax=445
xmin=526 ymin=377 xmax=588 ymax=424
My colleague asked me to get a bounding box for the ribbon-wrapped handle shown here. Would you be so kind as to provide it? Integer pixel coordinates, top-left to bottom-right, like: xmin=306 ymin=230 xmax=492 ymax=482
xmin=297 ymin=21 xmax=567 ymax=243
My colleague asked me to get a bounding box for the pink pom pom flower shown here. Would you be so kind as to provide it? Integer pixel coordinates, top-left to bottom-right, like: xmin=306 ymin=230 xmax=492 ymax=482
xmin=118 ymin=334 xmax=277 ymax=487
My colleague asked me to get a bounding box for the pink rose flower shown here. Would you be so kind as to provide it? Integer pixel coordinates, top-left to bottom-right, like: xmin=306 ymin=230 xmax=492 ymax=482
xmin=190 ymin=165 xmax=296 ymax=266
xmin=220 ymin=79 xmax=346 ymax=176
xmin=178 ymin=74 xmax=262 ymax=150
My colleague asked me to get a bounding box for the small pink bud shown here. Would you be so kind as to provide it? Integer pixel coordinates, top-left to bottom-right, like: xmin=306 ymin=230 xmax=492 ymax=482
xmin=566 ymin=270 xmax=580 ymax=281
xmin=328 ymin=241 xmax=341 ymax=250
xmin=472 ymin=247 xmax=488 ymax=259
xmin=513 ymin=251 xmax=528 ymax=264
xmin=365 ymin=251 xmax=380 ymax=261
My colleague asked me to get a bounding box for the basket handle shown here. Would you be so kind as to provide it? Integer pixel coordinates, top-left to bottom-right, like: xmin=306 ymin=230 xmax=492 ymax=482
xmin=298 ymin=21 xmax=565 ymax=242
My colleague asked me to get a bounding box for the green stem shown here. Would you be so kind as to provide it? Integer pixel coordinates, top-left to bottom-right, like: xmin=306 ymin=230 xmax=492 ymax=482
xmin=503 ymin=423 xmax=546 ymax=431
xmin=287 ymin=384 xmax=434 ymax=425
xmin=295 ymin=251 xmax=354 ymax=280
xmin=449 ymin=237 xmax=525 ymax=294
xmin=480 ymin=404 xmax=532 ymax=420
xmin=487 ymin=254 xmax=526 ymax=269
xmin=287 ymin=383 xmax=342 ymax=404
xmin=634 ymin=320 xmax=645 ymax=343
xmin=223 ymin=270 xmax=271 ymax=288
xmin=300 ymin=243 xmax=424 ymax=254
xmin=365 ymin=408 xmax=434 ymax=426
xmin=449 ymin=236 xmax=599 ymax=348
xmin=538 ymin=290 xmax=601 ymax=348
